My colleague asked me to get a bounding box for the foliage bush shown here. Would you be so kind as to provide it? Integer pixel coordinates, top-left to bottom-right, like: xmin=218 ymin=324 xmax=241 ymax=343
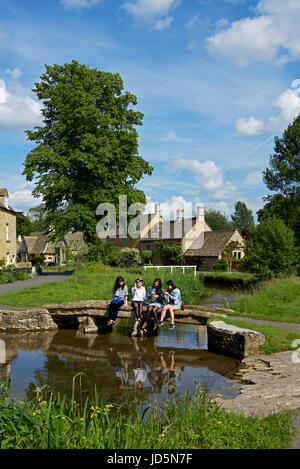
xmin=244 ymin=216 xmax=299 ymax=279
xmin=141 ymin=250 xmax=152 ymax=264
xmin=155 ymin=241 xmax=183 ymax=265
xmin=114 ymin=248 xmax=142 ymax=268
xmin=213 ymin=259 xmax=228 ymax=272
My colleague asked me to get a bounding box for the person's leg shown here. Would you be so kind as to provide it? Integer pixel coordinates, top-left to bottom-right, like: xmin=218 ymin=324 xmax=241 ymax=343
xmin=138 ymin=301 xmax=144 ymax=319
xmin=108 ymin=301 xmax=124 ymax=324
xmin=132 ymin=301 xmax=139 ymax=319
xmin=152 ymin=306 xmax=159 ymax=323
xmin=142 ymin=305 xmax=153 ymax=329
xmin=159 ymin=305 xmax=170 ymax=325
xmin=169 ymin=306 xmax=177 ymax=329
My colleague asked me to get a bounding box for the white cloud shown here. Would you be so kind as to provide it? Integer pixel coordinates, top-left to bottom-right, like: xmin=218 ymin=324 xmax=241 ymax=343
xmin=236 ymin=80 xmax=300 ymax=135
xmin=122 ymin=0 xmax=180 ymax=29
xmin=244 ymin=171 xmax=263 ymax=185
xmin=160 ymin=130 xmax=182 ymax=142
xmin=207 ymin=0 xmax=300 ymax=66
xmin=61 ymin=0 xmax=102 ymax=9
xmin=144 ymin=195 xmax=194 ymax=219
xmin=9 ymin=183 xmax=42 ymax=212
xmin=5 ymin=68 xmax=22 ymax=80
xmin=174 ymin=158 xmax=235 ymax=200
xmin=0 ymin=79 xmax=42 ymax=131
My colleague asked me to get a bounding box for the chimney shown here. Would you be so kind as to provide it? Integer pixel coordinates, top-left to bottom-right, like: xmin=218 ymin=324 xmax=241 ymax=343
xmin=0 ymin=188 xmax=9 ymax=209
xmin=196 ymin=204 xmax=205 ymax=234
xmin=154 ymin=203 xmax=160 ymax=217
xmin=177 ymin=207 xmax=184 ymax=220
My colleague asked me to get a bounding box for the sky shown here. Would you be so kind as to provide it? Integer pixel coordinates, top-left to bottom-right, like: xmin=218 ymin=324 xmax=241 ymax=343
xmin=1 ymin=0 xmax=300 ymax=220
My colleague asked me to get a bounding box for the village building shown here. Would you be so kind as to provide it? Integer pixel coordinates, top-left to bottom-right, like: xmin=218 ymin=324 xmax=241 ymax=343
xmin=0 ymin=188 xmax=17 ymax=266
xmin=137 ymin=204 xmax=245 ymax=270
xmin=17 ymin=231 xmax=85 ymax=265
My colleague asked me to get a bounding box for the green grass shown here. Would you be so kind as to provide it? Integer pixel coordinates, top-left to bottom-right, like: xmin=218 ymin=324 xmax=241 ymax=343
xmin=210 ymin=316 xmax=300 ymax=355
xmin=0 ymin=381 xmax=295 ymax=449
xmin=0 ymin=267 xmax=206 ymax=307
xmin=203 ymin=272 xmax=257 ymax=288
xmin=226 ymin=276 xmax=300 ymax=323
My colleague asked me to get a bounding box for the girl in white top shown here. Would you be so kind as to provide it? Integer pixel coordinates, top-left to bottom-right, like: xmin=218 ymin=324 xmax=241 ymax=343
xmin=131 ymin=278 xmax=146 ymax=320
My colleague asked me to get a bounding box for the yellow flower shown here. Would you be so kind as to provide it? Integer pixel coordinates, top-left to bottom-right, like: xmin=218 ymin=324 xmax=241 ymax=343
xmin=106 ymin=404 xmax=113 ymax=408
xmin=159 ymin=433 xmax=166 ymax=438
xmin=218 ymin=421 xmax=222 ymax=425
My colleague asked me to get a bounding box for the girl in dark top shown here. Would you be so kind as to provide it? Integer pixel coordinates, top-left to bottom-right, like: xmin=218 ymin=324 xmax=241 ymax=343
xmin=107 ymin=276 xmax=128 ymax=326
xmin=141 ymin=278 xmax=164 ymax=331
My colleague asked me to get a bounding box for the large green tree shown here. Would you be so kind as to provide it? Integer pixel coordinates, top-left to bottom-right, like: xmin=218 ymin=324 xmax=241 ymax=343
xmin=260 ymin=114 xmax=300 ymax=245
xmin=204 ymin=209 xmax=234 ymax=231
xmin=23 ymin=61 xmax=153 ymax=242
xmin=244 ymin=217 xmax=298 ymax=279
xmin=231 ymin=201 xmax=254 ymax=231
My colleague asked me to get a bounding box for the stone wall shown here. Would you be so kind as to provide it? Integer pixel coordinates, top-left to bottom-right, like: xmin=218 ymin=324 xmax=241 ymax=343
xmin=0 ymin=309 xmax=58 ymax=332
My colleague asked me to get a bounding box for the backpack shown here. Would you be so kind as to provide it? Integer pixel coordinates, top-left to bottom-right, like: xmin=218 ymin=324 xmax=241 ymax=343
xmin=181 ymin=301 xmax=185 ymax=311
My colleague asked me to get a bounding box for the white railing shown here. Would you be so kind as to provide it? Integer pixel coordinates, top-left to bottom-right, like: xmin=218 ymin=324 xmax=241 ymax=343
xmin=143 ymin=265 xmax=197 ymax=276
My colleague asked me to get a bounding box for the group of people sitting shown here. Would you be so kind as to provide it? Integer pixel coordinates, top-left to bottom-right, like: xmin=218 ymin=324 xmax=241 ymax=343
xmin=106 ymin=276 xmax=183 ymax=331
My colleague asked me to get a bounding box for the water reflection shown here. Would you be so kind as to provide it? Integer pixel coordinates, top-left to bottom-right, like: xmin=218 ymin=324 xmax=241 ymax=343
xmin=0 ymin=321 xmax=242 ymax=405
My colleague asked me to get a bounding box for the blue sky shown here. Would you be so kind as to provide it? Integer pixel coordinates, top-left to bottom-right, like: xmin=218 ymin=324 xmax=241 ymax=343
xmin=1 ymin=0 xmax=300 ymax=219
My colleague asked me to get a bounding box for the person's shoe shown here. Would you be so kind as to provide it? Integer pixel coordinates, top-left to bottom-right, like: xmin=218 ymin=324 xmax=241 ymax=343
xmin=157 ymin=321 xmax=164 ymax=327
xmin=169 ymin=323 xmax=175 ymax=330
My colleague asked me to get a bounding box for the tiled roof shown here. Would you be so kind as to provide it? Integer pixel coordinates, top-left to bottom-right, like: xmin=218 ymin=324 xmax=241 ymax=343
xmin=185 ymin=230 xmax=237 ymax=257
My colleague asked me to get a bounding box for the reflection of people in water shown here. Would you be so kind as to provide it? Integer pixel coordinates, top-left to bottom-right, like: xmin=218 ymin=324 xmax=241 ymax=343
xmin=105 ymin=347 xmax=130 ymax=389
xmin=131 ymin=338 xmax=148 ymax=388
xmin=160 ymin=351 xmax=181 ymax=394
xmin=147 ymin=349 xmax=164 ymax=393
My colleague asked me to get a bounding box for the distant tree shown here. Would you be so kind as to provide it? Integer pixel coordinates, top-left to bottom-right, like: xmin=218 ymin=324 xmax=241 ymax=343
xmin=204 ymin=209 xmax=234 ymax=231
xmin=260 ymin=115 xmax=300 ymax=245
xmin=28 ymin=204 xmax=47 ymax=233
xmin=23 ymin=61 xmax=153 ymax=243
xmin=244 ymin=217 xmax=299 ymax=279
xmin=16 ymin=213 xmax=32 ymax=237
xmin=231 ymin=201 xmax=254 ymax=231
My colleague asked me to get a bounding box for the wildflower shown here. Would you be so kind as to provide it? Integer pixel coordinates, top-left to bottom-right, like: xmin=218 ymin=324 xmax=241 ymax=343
xmin=159 ymin=433 xmax=166 ymax=438
xmin=106 ymin=404 xmax=114 ymax=408
xmin=218 ymin=421 xmax=222 ymax=425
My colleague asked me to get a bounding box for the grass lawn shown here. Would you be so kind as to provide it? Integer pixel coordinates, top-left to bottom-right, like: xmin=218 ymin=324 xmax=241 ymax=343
xmin=226 ymin=276 xmax=300 ymax=323
xmin=202 ymin=271 xmax=257 ymax=288
xmin=210 ymin=316 xmax=300 ymax=355
xmin=0 ymin=267 xmax=206 ymax=307
xmin=0 ymin=383 xmax=295 ymax=449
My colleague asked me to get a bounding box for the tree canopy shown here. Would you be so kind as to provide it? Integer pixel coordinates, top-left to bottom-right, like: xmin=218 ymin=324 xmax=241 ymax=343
xmin=204 ymin=209 xmax=234 ymax=231
xmin=231 ymin=201 xmax=254 ymax=231
xmin=244 ymin=217 xmax=298 ymax=279
xmin=260 ymin=114 xmax=300 ymax=245
xmin=23 ymin=61 xmax=153 ymax=242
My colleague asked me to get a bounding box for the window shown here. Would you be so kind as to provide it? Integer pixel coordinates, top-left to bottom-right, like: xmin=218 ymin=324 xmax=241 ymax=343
xmin=6 ymin=224 xmax=9 ymax=241
xmin=122 ymin=239 xmax=128 ymax=246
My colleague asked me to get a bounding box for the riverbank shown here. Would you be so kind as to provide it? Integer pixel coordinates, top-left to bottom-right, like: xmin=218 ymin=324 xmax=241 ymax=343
xmin=0 ymin=268 xmax=206 ymax=307
xmin=226 ymin=276 xmax=300 ymax=323
xmin=0 ymin=383 xmax=295 ymax=449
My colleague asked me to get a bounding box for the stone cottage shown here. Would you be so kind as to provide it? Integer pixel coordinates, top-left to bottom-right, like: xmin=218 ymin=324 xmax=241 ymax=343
xmin=0 ymin=188 xmax=17 ymax=266
xmin=138 ymin=204 xmax=245 ymax=271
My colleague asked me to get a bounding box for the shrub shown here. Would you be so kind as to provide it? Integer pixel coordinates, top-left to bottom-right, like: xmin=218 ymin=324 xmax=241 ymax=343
xmin=115 ymin=248 xmax=142 ymax=268
xmin=155 ymin=241 xmax=183 ymax=265
xmin=141 ymin=250 xmax=152 ymax=264
xmin=82 ymin=260 xmax=105 ymax=272
xmin=213 ymin=259 xmax=228 ymax=272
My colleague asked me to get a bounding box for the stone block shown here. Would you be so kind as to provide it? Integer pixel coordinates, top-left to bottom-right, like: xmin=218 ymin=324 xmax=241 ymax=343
xmin=207 ymin=320 xmax=265 ymax=359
